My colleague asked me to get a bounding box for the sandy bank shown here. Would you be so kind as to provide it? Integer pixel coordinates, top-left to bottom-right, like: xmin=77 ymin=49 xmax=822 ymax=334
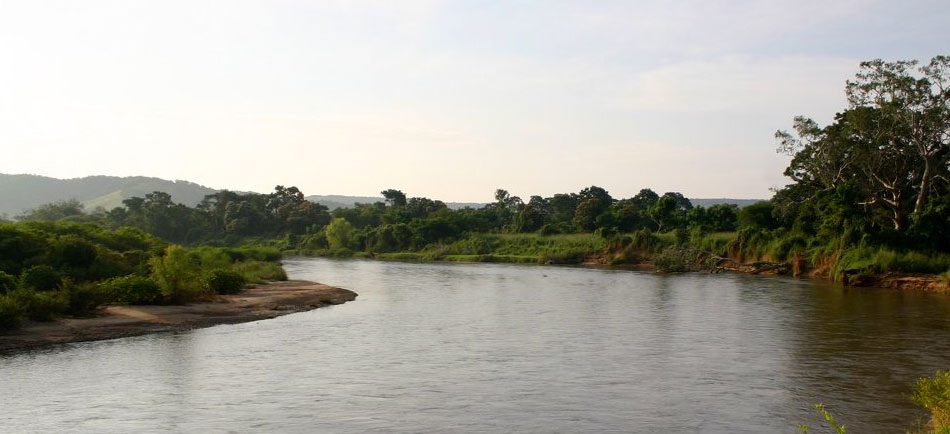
xmin=0 ymin=280 xmax=357 ymax=352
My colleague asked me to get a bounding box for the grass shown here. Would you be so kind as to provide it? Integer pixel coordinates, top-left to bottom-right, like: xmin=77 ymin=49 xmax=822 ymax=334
xmin=371 ymin=233 xmax=605 ymax=265
xmin=231 ymin=260 xmax=287 ymax=284
xmin=441 ymin=254 xmax=540 ymax=264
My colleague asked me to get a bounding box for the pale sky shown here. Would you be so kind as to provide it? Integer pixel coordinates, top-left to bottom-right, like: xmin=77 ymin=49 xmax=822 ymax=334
xmin=1 ymin=1 xmax=947 ymax=201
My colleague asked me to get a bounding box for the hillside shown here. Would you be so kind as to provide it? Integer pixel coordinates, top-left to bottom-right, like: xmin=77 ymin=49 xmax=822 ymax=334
xmin=0 ymin=173 xmax=764 ymax=218
xmin=0 ymin=174 xmax=217 ymax=217
xmin=305 ymin=194 xmax=486 ymax=210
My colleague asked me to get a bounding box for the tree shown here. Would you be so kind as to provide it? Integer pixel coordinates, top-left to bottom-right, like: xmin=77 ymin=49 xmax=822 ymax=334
xmin=325 ymin=218 xmax=355 ymax=250
xmin=738 ymin=201 xmax=779 ymax=230
xmin=573 ymin=199 xmax=603 ymax=231
xmin=775 ymin=56 xmax=950 ymax=232
xmin=381 ymin=189 xmax=407 ymax=207
xmin=632 ymin=189 xmax=660 ymax=209
xmin=647 ymin=195 xmax=679 ymax=232
xmin=846 ymin=56 xmax=950 ymax=218
xmin=17 ymin=199 xmax=85 ymax=221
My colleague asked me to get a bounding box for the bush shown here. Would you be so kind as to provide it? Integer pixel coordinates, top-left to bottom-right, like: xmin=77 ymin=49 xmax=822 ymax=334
xmin=0 ymin=271 xmax=16 ymax=295
xmin=653 ymin=247 xmax=693 ymax=272
xmin=232 ymin=261 xmax=288 ymax=283
xmin=149 ymin=245 xmax=206 ymax=303
xmin=206 ymin=270 xmax=246 ymax=294
xmin=8 ymin=288 xmax=69 ymax=321
xmin=912 ymin=370 xmax=950 ymax=431
xmin=52 ymin=235 xmax=97 ymax=268
xmin=100 ymin=275 xmax=163 ymax=305
xmin=0 ymin=295 xmax=24 ymax=330
xmin=64 ymin=281 xmax=110 ymax=314
xmin=20 ymin=265 xmax=63 ymax=291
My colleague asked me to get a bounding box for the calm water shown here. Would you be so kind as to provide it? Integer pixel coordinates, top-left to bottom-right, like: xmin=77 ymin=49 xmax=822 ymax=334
xmin=3 ymin=258 xmax=950 ymax=433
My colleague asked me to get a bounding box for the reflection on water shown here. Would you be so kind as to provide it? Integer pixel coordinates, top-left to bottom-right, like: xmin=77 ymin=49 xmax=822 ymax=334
xmin=2 ymin=258 xmax=949 ymax=433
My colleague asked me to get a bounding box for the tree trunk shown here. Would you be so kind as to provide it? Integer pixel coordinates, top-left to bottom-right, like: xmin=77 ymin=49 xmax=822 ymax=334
xmin=893 ymin=206 xmax=904 ymax=230
xmin=913 ymin=158 xmax=932 ymax=218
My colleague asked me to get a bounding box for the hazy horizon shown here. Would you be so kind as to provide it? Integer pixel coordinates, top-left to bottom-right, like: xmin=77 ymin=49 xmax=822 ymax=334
xmin=2 ymin=1 xmax=948 ymax=202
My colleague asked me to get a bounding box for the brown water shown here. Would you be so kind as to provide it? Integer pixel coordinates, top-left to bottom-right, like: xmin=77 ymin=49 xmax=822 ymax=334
xmin=2 ymin=258 xmax=949 ymax=433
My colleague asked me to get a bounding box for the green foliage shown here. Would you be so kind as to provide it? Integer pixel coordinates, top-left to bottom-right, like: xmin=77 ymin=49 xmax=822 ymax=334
xmin=149 ymin=245 xmax=206 ymax=303
xmin=800 ymin=404 xmax=846 ymax=434
xmin=325 ymin=218 xmax=355 ymax=250
xmin=20 ymin=265 xmax=63 ymax=291
xmin=64 ymin=280 xmax=111 ymax=314
xmin=52 ymin=235 xmax=98 ymax=269
xmin=738 ymin=201 xmax=778 ymax=230
xmin=0 ymin=271 xmax=16 ymax=295
xmin=653 ymin=247 xmax=699 ymax=273
xmin=99 ymin=275 xmax=163 ymax=305
xmin=206 ymin=269 xmax=246 ymax=294
xmin=0 ymin=295 xmax=24 ymax=330
xmin=7 ymin=288 xmax=69 ymax=321
xmin=16 ymin=199 xmax=86 ymax=221
xmin=0 ymin=220 xmax=291 ymax=330
xmin=232 ymin=261 xmax=287 ymax=283
xmin=912 ymin=371 xmax=950 ymax=431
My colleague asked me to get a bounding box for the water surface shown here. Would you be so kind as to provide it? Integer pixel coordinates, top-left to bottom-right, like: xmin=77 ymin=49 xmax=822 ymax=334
xmin=2 ymin=258 xmax=949 ymax=433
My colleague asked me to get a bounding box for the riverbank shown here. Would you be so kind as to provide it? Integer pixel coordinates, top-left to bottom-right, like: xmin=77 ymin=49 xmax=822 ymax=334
xmin=294 ymin=246 xmax=950 ymax=294
xmin=0 ymin=280 xmax=357 ymax=352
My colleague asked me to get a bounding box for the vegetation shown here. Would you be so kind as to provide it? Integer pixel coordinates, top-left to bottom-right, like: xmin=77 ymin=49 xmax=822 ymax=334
xmin=206 ymin=270 xmax=247 ymax=295
xmin=2 ymin=55 xmax=946 ymax=297
xmin=800 ymin=371 xmax=950 ymax=433
xmin=913 ymin=371 xmax=950 ymax=432
xmin=0 ymin=221 xmax=286 ymax=330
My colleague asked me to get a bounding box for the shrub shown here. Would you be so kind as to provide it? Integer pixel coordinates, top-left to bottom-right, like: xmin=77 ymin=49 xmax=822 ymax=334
xmin=225 ymin=246 xmax=282 ymax=262
xmin=673 ymin=228 xmax=689 ymax=245
xmin=52 ymin=235 xmax=97 ymax=268
xmin=100 ymin=275 xmax=163 ymax=305
xmin=0 ymin=295 xmax=24 ymax=330
xmin=325 ymin=218 xmax=355 ymax=250
xmin=149 ymin=245 xmax=206 ymax=303
xmin=20 ymin=265 xmax=63 ymax=291
xmin=8 ymin=288 xmax=69 ymax=321
xmin=64 ymin=281 xmax=111 ymax=314
xmin=232 ymin=261 xmax=288 ymax=283
xmin=206 ymin=269 xmax=246 ymax=294
xmin=653 ymin=247 xmax=693 ymax=272
xmin=0 ymin=271 xmax=16 ymax=295
xmin=912 ymin=370 xmax=950 ymax=431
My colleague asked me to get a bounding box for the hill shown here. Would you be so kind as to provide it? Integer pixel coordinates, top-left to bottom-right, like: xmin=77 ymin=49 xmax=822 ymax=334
xmin=0 ymin=174 xmax=217 ymax=217
xmin=305 ymin=194 xmax=486 ymax=210
xmin=0 ymin=173 xmax=765 ymax=218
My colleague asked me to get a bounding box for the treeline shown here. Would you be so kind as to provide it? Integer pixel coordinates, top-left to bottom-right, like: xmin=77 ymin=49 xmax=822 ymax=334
xmin=0 ymin=221 xmax=286 ymax=330
xmin=11 ymin=183 xmax=746 ymax=253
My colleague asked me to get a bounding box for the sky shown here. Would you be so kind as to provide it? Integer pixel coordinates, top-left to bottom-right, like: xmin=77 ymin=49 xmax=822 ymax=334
xmin=1 ymin=1 xmax=948 ymax=202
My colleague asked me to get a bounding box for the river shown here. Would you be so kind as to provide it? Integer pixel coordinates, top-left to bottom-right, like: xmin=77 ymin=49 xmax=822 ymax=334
xmin=2 ymin=258 xmax=950 ymax=433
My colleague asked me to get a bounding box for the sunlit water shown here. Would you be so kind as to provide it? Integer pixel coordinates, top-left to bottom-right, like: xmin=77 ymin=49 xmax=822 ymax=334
xmin=3 ymin=258 xmax=950 ymax=433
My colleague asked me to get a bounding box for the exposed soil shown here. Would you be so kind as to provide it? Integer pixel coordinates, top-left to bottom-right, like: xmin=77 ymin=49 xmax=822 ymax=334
xmin=0 ymin=280 xmax=357 ymax=352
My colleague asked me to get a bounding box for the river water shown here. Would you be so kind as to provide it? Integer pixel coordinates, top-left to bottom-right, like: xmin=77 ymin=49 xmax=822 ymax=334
xmin=2 ymin=258 xmax=950 ymax=433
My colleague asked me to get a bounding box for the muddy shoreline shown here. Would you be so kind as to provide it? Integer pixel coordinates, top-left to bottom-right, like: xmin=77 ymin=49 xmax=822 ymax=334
xmin=0 ymin=280 xmax=357 ymax=353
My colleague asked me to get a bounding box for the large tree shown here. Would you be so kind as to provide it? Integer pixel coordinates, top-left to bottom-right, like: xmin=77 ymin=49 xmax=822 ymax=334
xmin=776 ymin=56 xmax=950 ymax=231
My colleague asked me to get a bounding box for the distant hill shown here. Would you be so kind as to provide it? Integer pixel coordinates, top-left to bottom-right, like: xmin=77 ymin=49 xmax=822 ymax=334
xmin=0 ymin=174 xmax=218 ymax=217
xmin=305 ymin=195 xmax=765 ymax=210
xmin=305 ymin=194 xmax=486 ymax=210
xmin=0 ymin=173 xmax=765 ymax=218
xmin=687 ymin=198 xmax=765 ymax=208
